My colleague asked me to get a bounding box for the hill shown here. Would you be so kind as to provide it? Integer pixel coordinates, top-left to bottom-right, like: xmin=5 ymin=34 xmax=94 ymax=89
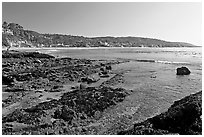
xmin=2 ymin=21 xmax=197 ymax=48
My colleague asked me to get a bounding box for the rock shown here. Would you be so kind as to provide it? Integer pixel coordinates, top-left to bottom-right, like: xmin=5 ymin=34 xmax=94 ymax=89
xmin=54 ymin=108 xmax=62 ymax=119
xmin=3 ymin=67 xmax=11 ymax=72
xmin=151 ymin=91 xmax=202 ymax=134
xmin=100 ymin=67 xmax=105 ymax=71
xmin=106 ymin=65 xmax=112 ymax=70
xmin=100 ymin=63 xmax=105 ymax=66
xmin=81 ymin=75 xmax=100 ymax=84
xmin=19 ymin=61 xmax=26 ymax=65
xmin=54 ymin=106 xmax=76 ymax=123
xmin=151 ymin=76 xmax=156 ymax=78
xmin=33 ymin=59 xmax=42 ymax=63
xmin=2 ymin=51 xmax=55 ymax=59
xmin=99 ymin=73 xmax=110 ymax=78
xmin=60 ymin=87 xmax=129 ymax=118
xmin=80 ymin=83 xmax=87 ymax=89
xmin=176 ymin=67 xmax=191 ymax=75
xmin=101 ymin=71 xmax=108 ymax=75
xmin=14 ymin=73 xmax=32 ymax=81
xmin=94 ymin=110 xmax=102 ymax=120
xmin=118 ymin=91 xmax=202 ymax=135
xmin=79 ymin=113 xmax=88 ymax=120
xmin=99 ymin=70 xmax=110 ymax=78
xmin=2 ymin=75 xmax=14 ymax=85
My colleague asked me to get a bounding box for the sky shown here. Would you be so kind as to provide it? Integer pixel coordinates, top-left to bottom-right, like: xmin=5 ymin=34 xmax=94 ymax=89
xmin=2 ymin=2 xmax=202 ymax=46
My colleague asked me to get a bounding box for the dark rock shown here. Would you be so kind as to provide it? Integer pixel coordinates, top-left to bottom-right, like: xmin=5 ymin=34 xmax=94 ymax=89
xmin=101 ymin=71 xmax=108 ymax=75
xmin=150 ymin=91 xmax=202 ymax=134
xmin=100 ymin=67 xmax=105 ymax=71
xmin=54 ymin=108 xmax=62 ymax=119
xmin=106 ymin=65 xmax=112 ymax=70
xmin=19 ymin=61 xmax=26 ymax=65
xmin=80 ymin=76 xmax=99 ymax=84
xmin=60 ymin=87 xmax=129 ymax=117
xmin=2 ymin=51 xmax=55 ymax=59
xmin=100 ymin=63 xmax=105 ymax=66
xmin=61 ymin=106 xmax=76 ymax=122
xmin=33 ymin=59 xmax=42 ymax=63
xmin=4 ymin=87 xmax=25 ymax=92
xmin=99 ymin=74 xmax=110 ymax=78
xmin=2 ymin=109 xmax=44 ymax=125
xmin=118 ymin=91 xmax=202 ymax=135
xmin=54 ymin=106 xmax=76 ymax=123
xmin=3 ymin=67 xmax=11 ymax=72
xmin=14 ymin=73 xmax=32 ymax=81
xmin=176 ymin=67 xmax=191 ymax=75
xmin=2 ymin=75 xmax=14 ymax=85
xmin=49 ymin=89 xmax=61 ymax=92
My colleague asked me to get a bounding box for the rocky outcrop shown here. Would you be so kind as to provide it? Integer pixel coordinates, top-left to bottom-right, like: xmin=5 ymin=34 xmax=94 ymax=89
xmin=2 ymin=50 xmax=131 ymax=135
xmin=118 ymin=91 xmax=202 ymax=135
xmin=2 ymin=50 xmax=55 ymax=58
xmin=176 ymin=67 xmax=191 ymax=75
xmin=54 ymin=106 xmax=76 ymax=123
xmin=59 ymin=87 xmax=130 ymax=117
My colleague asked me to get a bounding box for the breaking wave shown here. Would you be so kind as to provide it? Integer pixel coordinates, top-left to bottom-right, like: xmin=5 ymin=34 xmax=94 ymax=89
xmin=135 ymin=59 xmax=190 ymax=65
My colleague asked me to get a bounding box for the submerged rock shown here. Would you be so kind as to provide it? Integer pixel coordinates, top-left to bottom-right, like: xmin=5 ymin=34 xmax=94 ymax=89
xmin=176 ymin=67 xmax=191 ymax=75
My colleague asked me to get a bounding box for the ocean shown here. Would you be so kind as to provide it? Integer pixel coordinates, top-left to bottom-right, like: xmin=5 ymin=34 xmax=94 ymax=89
xmin=18 ymin=47 xmax=202 ymax=125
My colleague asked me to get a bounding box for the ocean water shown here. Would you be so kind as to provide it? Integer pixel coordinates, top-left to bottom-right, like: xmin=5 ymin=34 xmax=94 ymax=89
xmin=19 ymin=47 xmax=202 ymax=127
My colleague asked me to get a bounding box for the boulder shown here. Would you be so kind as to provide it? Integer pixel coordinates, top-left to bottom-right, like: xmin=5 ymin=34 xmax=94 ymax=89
xmin=106 ymin=65 xmax=112 ymax=70
xmin=100 ymin=67 xmax=105 ymax=71
xmin=176 ymin=67 xmax=191 ymax=75
xmin=100 ymin=63 xmax=105 ymax=66
xmin=80 ymin=83 xmax=87 ymax=89
xmin=2 ymin=75 xmax=14 ymax=85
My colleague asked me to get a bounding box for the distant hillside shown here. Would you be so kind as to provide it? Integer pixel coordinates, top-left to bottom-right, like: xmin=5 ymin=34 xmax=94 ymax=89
xmin=2 ymin=21 xmax=197 ymax=48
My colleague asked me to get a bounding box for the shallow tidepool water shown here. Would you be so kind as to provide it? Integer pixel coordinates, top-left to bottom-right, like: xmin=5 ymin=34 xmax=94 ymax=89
xmin=17 ymin=47 xmax=202 ymax=134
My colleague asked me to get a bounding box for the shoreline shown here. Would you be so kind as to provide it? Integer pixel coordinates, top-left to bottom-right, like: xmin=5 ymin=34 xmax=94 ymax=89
xmin=2 ymin=46 xmax=201 ymax=51
xmin=2 ymin=50 xmax=202 ymax=135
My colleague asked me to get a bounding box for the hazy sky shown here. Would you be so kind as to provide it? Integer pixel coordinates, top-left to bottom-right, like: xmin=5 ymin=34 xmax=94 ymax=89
xmin=2 ymin=2 xmax=202 ymax=46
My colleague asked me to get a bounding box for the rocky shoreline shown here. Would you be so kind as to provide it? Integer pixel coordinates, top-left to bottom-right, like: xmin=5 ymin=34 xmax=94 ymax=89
xmin=2 ymin=50 xmax=202 ymax=135
xmin=118 ymin=91 xmax=202 ymax=135
xmin=2 ymin=50 xmax=131 ymax=135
